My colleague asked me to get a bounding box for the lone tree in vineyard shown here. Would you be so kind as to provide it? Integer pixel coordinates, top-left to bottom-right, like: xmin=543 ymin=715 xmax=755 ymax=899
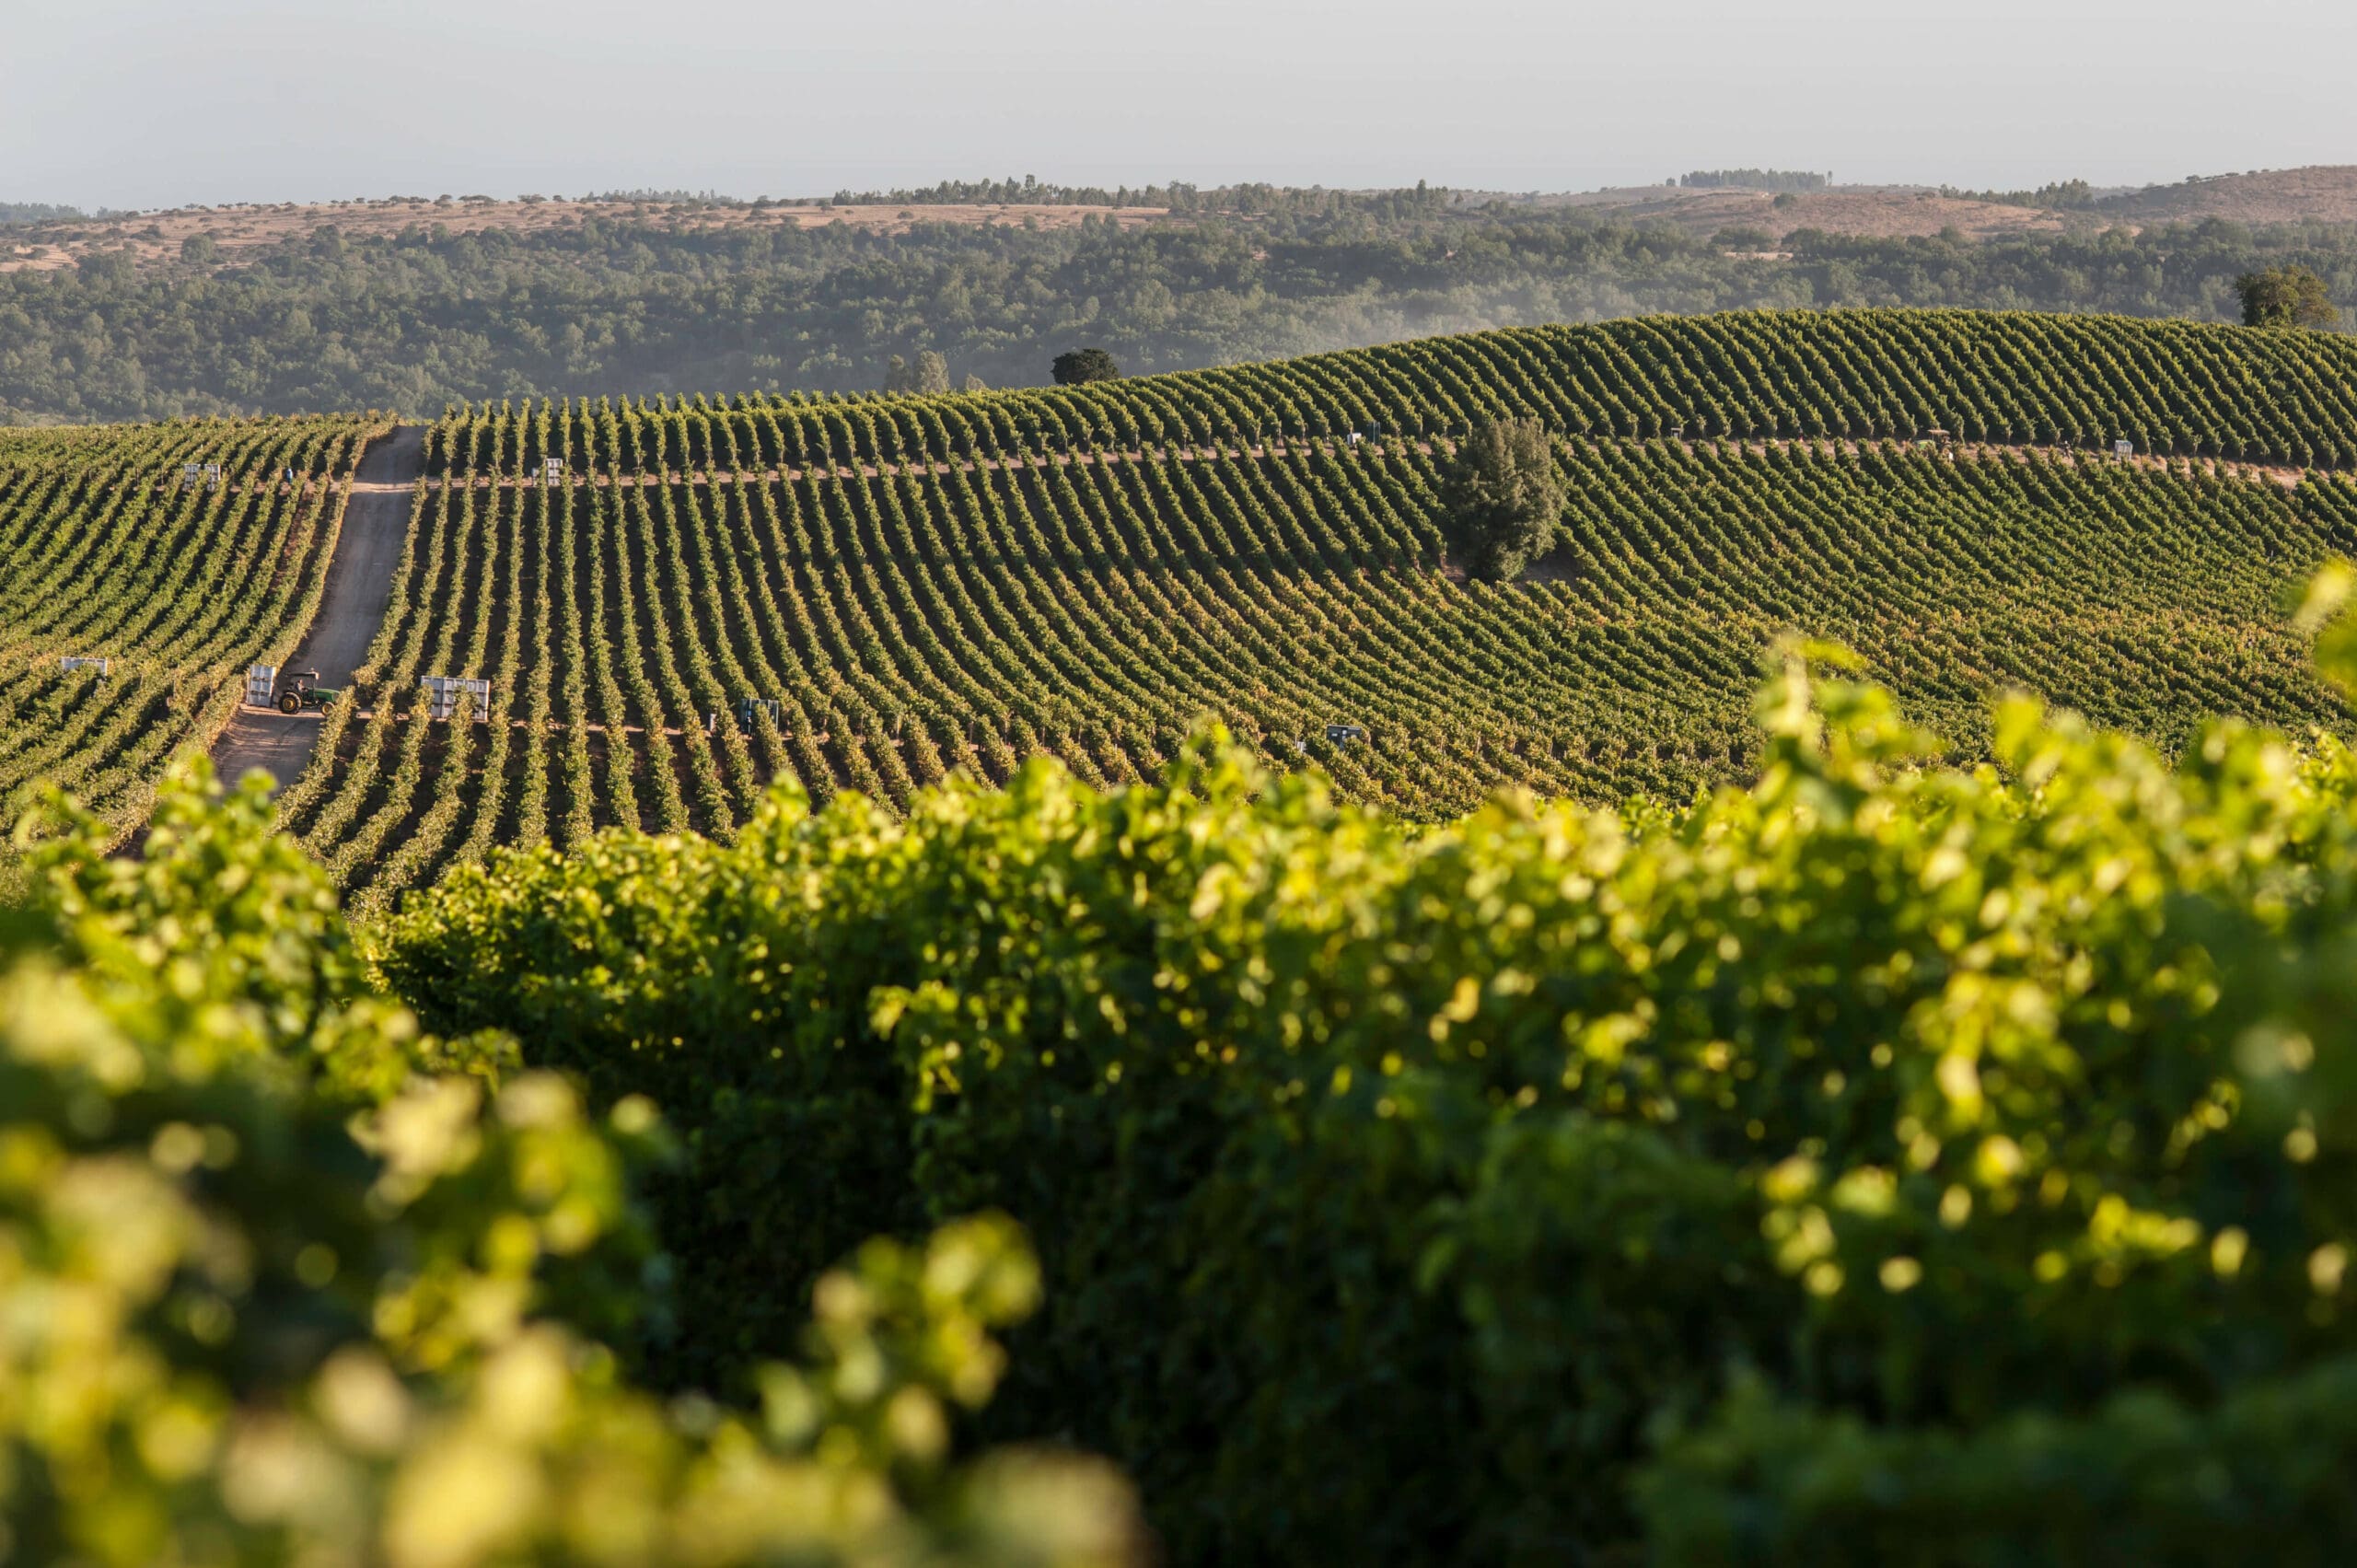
xmin=882 ymin=351 xmax=952 ymax=394
xmin=1439 ymin=416 xmax=1565 ymax=582
xmin=1052 ymin=347 xmax=1121 ymax=384
xmin=2237 ymin=265 xmax=2338 ymax=330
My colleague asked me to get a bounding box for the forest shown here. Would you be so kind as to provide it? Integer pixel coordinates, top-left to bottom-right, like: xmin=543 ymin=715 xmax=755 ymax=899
xmin=5 ymin=192 xmax=2356 ymax=424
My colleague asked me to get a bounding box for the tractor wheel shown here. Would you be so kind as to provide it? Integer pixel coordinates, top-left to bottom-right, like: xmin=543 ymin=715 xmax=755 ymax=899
xmin=278 ymin=692 xmax=301 ymax=714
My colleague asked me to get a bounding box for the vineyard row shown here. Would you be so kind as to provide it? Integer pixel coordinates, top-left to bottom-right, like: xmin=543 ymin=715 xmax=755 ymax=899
xmin=431 ymin=310 xmax=2357 ymax=482
xmin=0 ymin=416 xmax=377 ymax=831
xmin=287 ymin=425 xmax=2357 ymax=909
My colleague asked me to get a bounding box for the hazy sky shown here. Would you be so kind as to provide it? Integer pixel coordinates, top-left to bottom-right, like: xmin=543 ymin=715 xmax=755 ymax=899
xmin=6 ymin=0 xmax=2351 ymax=210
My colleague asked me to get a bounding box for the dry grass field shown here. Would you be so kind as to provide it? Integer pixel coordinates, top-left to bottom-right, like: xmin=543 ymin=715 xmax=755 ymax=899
xmin=2100 ymin=165 xmax=2357 ymax=225
xmin=0 ymin=195 xmax=1178 ymax=273
xmin=1550 ymin=184 xmax=2075 ymax=241
xmin=1538 ymin=166 xmax=2357 ymax=242
xmin=11 ymin=168 xmax=2357 ymax=277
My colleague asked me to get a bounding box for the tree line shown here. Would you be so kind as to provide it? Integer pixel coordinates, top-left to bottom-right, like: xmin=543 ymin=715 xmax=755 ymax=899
xmin=2 ymin=199 xmax=2352 ymax=424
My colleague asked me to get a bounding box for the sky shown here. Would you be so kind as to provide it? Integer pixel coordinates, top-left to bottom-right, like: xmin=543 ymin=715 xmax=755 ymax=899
xmin=5 ymin=0 xmax=2353 ymax=210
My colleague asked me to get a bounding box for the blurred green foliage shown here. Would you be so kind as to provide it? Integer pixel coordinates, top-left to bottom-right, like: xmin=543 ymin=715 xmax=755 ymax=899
xmin=382 ymin=589 xmax=2357 ymax=1564
xmin=19 ymin=578 xmax=2357 ymax=1564
xmin=0 ymin=761 xmax=1141 ymax=1567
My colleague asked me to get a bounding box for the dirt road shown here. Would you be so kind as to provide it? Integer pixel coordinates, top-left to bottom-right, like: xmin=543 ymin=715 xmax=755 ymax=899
xmin=211 ymin=426 xmax=423 ymax=794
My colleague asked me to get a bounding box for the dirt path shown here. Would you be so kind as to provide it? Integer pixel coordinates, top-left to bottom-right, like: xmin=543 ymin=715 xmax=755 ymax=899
xmin=211 ymin=426 xmax=423 ymax=794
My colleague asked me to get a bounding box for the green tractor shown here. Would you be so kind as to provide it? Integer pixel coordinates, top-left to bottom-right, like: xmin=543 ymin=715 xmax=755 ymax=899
xmin=274 ymin=669 xmax=341 ymax=714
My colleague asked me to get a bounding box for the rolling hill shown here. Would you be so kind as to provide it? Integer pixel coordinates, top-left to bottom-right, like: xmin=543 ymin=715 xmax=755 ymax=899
xmin=0 ymin=414 xmax=375 ymax=841
xmin=6 ymin=309 xmax=2356 ymax=902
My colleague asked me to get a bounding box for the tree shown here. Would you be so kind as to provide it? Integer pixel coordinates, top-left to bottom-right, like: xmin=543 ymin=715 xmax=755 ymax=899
xmin=1437 ymin=417 xmax=1564 ymax=582
xmin=961 ymin=373 xmax=989 ymax=393
xmin=2237 ymin=265 xmax=2338 ymax=330
xmin=1053 ymin=347 xmax=1121 ymax=385
xmin=883 ymin=351 xmax=951 ymax=395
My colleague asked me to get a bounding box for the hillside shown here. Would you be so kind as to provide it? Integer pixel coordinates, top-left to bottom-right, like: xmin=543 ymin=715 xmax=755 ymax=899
xmin=8 ymin=308 xmax=2357 ymax=895
xmin=1533 ymin=166 xmax=2357 ymax=239
xmin=293 ymin=424 xmax=2350 ymax=915
xmin=1 ymin=185 xmax=2081 ymax=273
xmin=19 ymin=168 xmax=2357 ymax=279
xmin=10 ymin=308 xmax=2351 ymax=899
xmin=6 ymin=177 xmax=2357 ymax=425
xmin=0 ymin=415 xmax=374 ymax=845
xmin=1548 ymin=183 xmax=2076 ymax=241
xmin=0 ymin=193 xmax=1182 ymax=275
xmin=2098 ymin=165 xmax=2357 ymax=226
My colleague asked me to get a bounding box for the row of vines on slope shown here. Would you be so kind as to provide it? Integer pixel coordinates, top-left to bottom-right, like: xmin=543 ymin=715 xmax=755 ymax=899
xmin=288 ymin=404 xmax=2356 ymax=909
xmin=428 ymin=310 xmax=2357 ymax=481
xmin=0 ymin=414 xmax=379 ymax=839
